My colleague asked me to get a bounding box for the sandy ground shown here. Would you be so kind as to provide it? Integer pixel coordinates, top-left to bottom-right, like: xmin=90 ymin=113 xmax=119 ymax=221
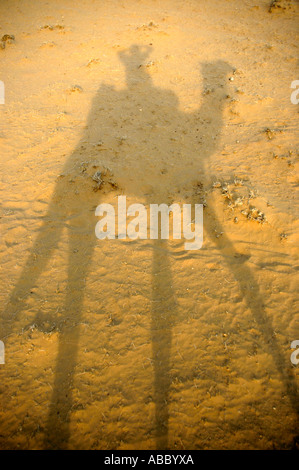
xmin=0 ymin=0 xmax=298 ymax=450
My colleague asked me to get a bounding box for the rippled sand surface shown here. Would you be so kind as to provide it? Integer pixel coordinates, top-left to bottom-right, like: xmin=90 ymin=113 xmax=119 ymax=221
xmin=0 ymin=0 xmax=298 ymax=449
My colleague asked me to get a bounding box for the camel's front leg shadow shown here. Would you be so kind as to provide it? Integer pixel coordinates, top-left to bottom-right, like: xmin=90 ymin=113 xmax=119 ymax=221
xmin=203 ymin=202 xmax=299 ymax=421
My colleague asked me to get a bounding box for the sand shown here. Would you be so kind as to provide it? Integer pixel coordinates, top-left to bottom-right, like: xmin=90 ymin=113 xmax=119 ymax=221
xmin=0 ymin=0 xmax=298 ymax=450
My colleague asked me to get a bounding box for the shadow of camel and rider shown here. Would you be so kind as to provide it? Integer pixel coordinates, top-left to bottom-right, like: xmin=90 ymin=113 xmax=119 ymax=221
xmin=1 ymin=45 xmax=298 ymax=449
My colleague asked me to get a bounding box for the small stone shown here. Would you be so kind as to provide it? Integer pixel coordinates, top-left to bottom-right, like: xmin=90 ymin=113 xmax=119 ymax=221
xmin=1 ymin=34 xmax=15 ymax=49
xmin=92 ymin=171 xmax=102 ymax=184
xmin=69 ymin=85 xmax=83 ymax=93
xmin=1 ymin=34 xmax=15 ymax=43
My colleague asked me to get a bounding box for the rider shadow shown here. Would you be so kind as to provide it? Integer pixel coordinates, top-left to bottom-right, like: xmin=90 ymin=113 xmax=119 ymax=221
xmin=1 ymin=45 xmax=298 ymax=449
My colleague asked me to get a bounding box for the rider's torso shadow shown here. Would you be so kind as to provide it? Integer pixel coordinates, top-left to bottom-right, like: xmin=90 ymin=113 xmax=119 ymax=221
xmin=2 ymin=45 xmax=298 ymax=449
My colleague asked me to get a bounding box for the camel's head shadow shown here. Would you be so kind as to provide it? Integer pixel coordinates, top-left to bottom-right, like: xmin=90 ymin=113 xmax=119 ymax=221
xmin=199 ymin=60 xmax=235 ymax=99
xmin=201 ymin=60 xmax=235 ymax=78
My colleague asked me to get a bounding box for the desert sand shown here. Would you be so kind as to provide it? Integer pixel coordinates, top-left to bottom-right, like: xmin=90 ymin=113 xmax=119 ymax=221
xmin=0 ymin=0 xmax=298 ymax=450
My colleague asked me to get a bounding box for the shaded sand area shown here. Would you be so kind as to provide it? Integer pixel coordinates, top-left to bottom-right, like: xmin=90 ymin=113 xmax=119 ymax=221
xmin=0 ymin=0 xmax=298 ymax=449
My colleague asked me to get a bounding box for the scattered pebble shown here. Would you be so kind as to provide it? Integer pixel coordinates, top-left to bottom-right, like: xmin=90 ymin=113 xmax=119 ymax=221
xmin=86 ymin=58 xmax=100 ymax=67
xmin=1 ymin=34 xmax=15 ymax=49
xmin=40 ymin=24 xmax=64 ymax=31
xmin=92 ymin=171 xmax=103 ymax=188
xmin=68 ymin=85 xmax=83 ymax=93
xmin=269 ymin=0 xmax=293 ymax=13
xmin=265 ymin=128 xmax=275 ymax=140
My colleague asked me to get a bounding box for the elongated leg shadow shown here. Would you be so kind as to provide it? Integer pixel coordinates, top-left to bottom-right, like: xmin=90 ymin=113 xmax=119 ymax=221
xmin=151 ymin=239 xmax=177 ymax=450
xmin=202 ymin=201 xmax=299 ymax=420
xmin=43 ymin=225 xmax=95 ymax=449
xmin=1 ymin=191 xmax=66 ymax=336
xmin=1 ymin=172 xmax=98 ymax=449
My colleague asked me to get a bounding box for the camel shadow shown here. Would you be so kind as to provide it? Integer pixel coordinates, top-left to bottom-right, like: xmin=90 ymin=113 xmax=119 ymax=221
xmin=1 ymin=45 xmax=298 ymax=449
